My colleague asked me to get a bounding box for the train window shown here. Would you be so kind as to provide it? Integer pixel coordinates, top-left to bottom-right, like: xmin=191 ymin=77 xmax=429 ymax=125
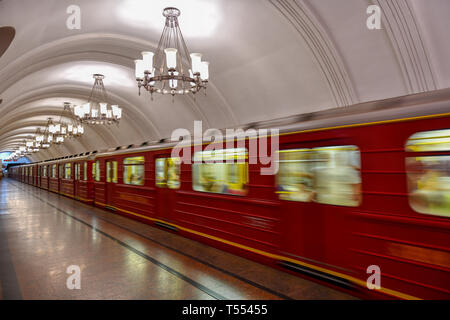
xmin=74 ymin=163 xmax=80 ymax=180
xmin=156 ymin=157 xmax=180 ymax=189
xmin=276 ymin=146 xmax=361 ymax=207
xmin=94 ymin=161 xmax=100 ymax=182
xmin=84 ymin=162 xmax=87 ymax=181
xmin=113 ymin=161 xmax=118 ymax=183
xmin=192 ymin=148 xmax=248 ymax=196
xmin=313 ymin=146 xmax=361 ymax=207
xmin=59 ymin=165 xmax=63 ymax=179
xmin=106 ymin=162 xmax=111 ymax=182
xmin=43 ymin=166 xmax=47 ymax=178
xmin=155 ymin=158 xmax=166 ymax=187
xmin=64 ymin=163 xmax=71 ymax=179
xmin=406 ymin=129 xmax=450 ymax=217
xmin=106 ymin=161 xmax=118 ymax=183
xmin=276 ymin=149 xmax=314 ymax=202
xmin=406 ymin=129 xmax=450 ymax=152
xmin=52 ymin=164 xmax=57 ymax=178
xmin=123 ymin=156 xmax=145 ymax=186
xmin=167 ymin=158 xmax=180 ymax=189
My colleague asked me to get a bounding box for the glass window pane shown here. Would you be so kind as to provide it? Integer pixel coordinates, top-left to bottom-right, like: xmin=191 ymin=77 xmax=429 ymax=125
xmin=406 ymin=130 xmax=450 ymax=217
xmin=123 ymin=156 xmax=145 ymax=186
xmin=155 ymin=158 xmax=166 ymax=187
xmin=312 ymin=146 xmax=361 ymax=207
xmin=106 ymin=162 xmax=111 ymax=182
xmin=192 ymin=148 xmax=248 ymax=196
xmin=406 ymin=129 xmax=450 ymax=152
xmin=112 ymin=161 xmax=118 ymax=183
xmin=276 ymin=149 xmax=314 ymax=202
xmin=167 ymin=158 xmax=180 ymax=189
xmin=95 ymin=161 xmax=100 ymax=182
xmin=65 ymin=163 xmax=71 ymax=179
xmin=84 ymin=162 xmax=87 ymax=181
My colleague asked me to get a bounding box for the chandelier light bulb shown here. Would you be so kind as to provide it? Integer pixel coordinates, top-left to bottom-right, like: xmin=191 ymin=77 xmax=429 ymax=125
xmin=200 ymin=61 xmax=209 ymax=81
xmin=135 ymin=59 xmax=145 ymax=79
xmin=141 ymin=51 xmax=154 ymax=72
xmin=190 ymin=53 xmax=202 ymax=74
xmin=99 ymin=102 xmax=108 ymax=115
xmin=111 ymin=105 xmax=119 ymax=117
xmin=164 ymin=48 xmax=178 ymax=69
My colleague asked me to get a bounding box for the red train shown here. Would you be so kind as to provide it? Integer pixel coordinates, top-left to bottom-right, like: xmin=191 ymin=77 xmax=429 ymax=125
xmin=9 ymin=90 xmax=450 ymax=300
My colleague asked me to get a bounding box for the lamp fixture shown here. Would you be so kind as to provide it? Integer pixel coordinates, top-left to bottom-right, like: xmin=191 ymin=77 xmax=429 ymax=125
xmin=58 ymin=102 xmax=85 ymax=138
xmin=73 ymin=74 xmax=122 ymax=125
xmin=135 ymin=7 xmax=209 ymax=99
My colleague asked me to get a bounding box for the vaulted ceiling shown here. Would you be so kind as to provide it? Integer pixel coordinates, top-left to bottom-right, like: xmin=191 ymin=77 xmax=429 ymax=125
xmin=1 ymin=0 xmax=449 ymax=161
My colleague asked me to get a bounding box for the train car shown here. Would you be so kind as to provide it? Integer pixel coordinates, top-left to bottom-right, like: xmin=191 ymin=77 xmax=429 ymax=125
xmin=10 ymin=90 xmax=450 ymax=300
xmin=92 ymin=149 xmax=155 ymax=217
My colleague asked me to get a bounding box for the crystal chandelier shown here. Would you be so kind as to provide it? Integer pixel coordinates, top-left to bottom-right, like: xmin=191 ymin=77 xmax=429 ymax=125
xmin=73 ymin=74 xmax=123 ymax=125
xmin=134 ymin=7 xmax=210 ymax=99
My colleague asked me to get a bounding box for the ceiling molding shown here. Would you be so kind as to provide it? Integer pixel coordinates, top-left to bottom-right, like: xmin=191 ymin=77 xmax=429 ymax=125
xmin=269 ymin=0 xmax=357 ymax=107
xmin=373 ymin=0 xmax=437 ymax=93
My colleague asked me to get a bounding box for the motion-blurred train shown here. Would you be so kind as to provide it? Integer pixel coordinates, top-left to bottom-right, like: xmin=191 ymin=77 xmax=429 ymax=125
xmin=9 ymin=90 xmax=450 ymax=300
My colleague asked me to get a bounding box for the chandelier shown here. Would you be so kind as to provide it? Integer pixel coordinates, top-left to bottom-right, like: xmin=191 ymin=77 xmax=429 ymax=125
xmin=73 ymin=74 xmax=122 ymax=125
xmin=34 ymin=128 xmax=51 ymax=149
xmin=25 ymin=137 xmax=40 ymax=153
xmin=47 ymin=117 xmax=65 ymax=145
xmin=134 ymin=7 xmax=210 ymax=98
xmin=59 ymin=102 xmax=84 ymax=138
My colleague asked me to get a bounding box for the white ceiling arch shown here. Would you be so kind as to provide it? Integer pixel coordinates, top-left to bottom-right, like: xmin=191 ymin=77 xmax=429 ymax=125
xmin=1 ymin=0 xmax=449 ymax=161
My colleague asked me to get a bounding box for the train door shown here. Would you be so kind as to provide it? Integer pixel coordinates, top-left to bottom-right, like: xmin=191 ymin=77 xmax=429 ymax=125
xmin=154 ymin=156 xmax=181 ymax=224
xmin=276 ymin=148 xmax=324 ymax=262
xmin=58 ymin=163 xmax=63 ymax=193
xmin=277 ymin=145 xmax=362 ymax=266
xmin=105 ymin=160 xmax=117 ymax=207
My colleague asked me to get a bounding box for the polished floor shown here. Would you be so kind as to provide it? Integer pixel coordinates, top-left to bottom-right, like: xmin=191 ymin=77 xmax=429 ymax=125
xmin=0 ymin=178 xmax=355 ymax=300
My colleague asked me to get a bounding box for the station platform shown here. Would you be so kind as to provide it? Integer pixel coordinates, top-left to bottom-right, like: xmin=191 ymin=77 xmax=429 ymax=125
xmin=0 ymin=178 xmax=355 ymax=300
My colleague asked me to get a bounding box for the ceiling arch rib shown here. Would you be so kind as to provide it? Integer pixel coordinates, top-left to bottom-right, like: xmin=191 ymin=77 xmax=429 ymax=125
xmin=373 ymin=0 xmax=437 ymax=93
xmin=269 ymin=0 xmax=358 ymax=107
